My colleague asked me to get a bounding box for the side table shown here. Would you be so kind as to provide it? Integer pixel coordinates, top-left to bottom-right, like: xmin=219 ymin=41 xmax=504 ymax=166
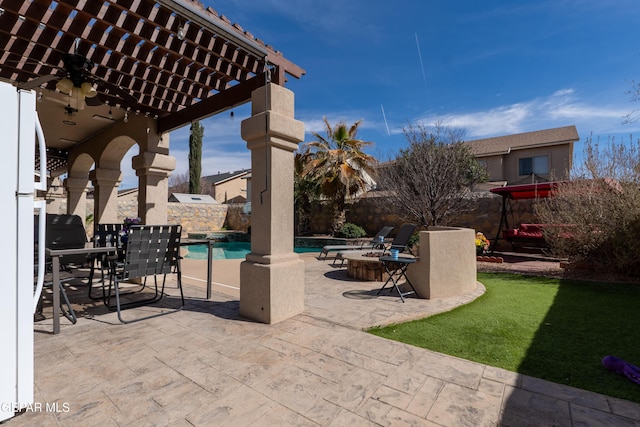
xmin=378 ymin=256 xmax=418 ymax=302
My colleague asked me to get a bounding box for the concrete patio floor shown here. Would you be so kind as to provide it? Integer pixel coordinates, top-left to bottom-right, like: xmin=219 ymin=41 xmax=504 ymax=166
xmin=8 ymin=253 xmax=640 ymax=426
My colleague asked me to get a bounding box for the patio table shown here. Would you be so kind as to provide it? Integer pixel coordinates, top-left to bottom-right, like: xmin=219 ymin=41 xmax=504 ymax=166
xmin=46 ymin=245 xmax=117 ymax=334
xmin=377 ymin=255 xmax=418 ymax=302
xmin=180 ymin=238 xmax=215 ymax=299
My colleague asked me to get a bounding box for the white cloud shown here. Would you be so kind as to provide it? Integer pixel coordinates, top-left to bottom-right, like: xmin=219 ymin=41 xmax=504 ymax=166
xmin=413 ymin=89 xmax=638 ymax=139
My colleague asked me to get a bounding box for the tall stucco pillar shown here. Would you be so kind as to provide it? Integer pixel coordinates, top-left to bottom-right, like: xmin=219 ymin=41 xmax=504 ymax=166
xmin=64 ymin=176 xmax=89 ymax=221
xmin=89 ymin=168 xmax=122 ymax=224
xmin=132 ymin=151 xmax=175 ymax=225
xmin=239 ymin=83 xmax=305 ymax=324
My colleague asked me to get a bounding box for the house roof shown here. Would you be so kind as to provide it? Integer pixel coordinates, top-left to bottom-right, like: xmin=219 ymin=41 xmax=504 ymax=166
xmin=464 ymin=125 xmax=579 ymax=157
xmin=203 ymin=168 xmax=250 ymax=185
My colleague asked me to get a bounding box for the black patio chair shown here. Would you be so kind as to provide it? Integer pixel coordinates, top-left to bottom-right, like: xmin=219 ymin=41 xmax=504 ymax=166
xmin=334 ymin=224 xmax=417 ymax=267
xmin=104 ymin=224 xmax=184 ymax=324
xmin=320 ymin=225 xmax=394 ymax=263
xmin=35 ymin=214 xmax=89 ymax=324
xmin=88 ymin=223 xmax=124 ymax=300
xmin=388 ymin=223 xmax=418 ymax=255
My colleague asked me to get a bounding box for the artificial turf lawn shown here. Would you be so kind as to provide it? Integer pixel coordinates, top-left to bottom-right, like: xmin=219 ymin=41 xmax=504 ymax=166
xmin=368 ymin=272 xmax=640 ymax=402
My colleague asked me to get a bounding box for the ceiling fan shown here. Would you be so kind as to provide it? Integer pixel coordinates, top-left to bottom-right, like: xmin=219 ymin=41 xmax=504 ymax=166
xmin=56 ymin=52 xmax=99 ymax=110
xmin=16 ymin=39 xmax=136 ymax=112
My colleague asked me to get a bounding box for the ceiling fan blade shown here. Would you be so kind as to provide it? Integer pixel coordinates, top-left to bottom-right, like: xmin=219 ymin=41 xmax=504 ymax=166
xmin=92 ymin=75 xmax=137 ymax=106
xmin=17 ymin=74 xmax=58 ymax=90
xmin=84 ymin=95 xmax=103 ymax=107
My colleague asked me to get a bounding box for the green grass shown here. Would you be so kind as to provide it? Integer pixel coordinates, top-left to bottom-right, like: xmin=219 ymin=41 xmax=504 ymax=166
xmin=369 ymin=272 xmax=640 ymax=402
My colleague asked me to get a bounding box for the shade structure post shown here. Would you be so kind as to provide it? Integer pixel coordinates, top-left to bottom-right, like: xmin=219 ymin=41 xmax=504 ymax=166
xmin=239 ymin=83 xmax=305 ymax=324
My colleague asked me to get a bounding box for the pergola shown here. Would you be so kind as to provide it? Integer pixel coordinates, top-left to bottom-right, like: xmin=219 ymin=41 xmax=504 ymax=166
xmin=0 ymin=0 xmax=307 ymax=324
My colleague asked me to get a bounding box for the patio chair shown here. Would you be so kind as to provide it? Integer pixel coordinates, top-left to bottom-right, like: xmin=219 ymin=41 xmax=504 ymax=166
xmin=35 ymin=214 xmax=89 ymax=324
xmin=334 ymin=223 xmax=418 ymax=267
xmin=388 ymin=223 xmax=418 ymax=255
xmin=319 ymin=226 xmax=394 ymax=260
xmin=88 ymin=223 xmax=124 ymax=300
xmin=104 ymin=224 xmax=184 ymax=324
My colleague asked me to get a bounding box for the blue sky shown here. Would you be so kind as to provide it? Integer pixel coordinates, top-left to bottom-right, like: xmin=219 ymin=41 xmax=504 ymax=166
xmin=121 ymin=0 xmax=640 ymax=188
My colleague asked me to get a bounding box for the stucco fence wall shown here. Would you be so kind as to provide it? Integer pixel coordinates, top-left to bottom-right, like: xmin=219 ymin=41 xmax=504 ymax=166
xmin=304 ymin=193 xmax=541 ymax=250
xmin=53 ymin=192 xmax=540 ymax=245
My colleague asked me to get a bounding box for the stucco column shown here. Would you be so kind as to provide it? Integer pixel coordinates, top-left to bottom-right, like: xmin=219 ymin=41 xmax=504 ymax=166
xmin=239 ymin=83 xmax=305 ymax=324
xmin=64 ymin=176 xmax=89 ymax=221
xmin=89 ymin=168 xmax=122 ymax=224
xmin=132 ymin=151 xmax=175 ymax=224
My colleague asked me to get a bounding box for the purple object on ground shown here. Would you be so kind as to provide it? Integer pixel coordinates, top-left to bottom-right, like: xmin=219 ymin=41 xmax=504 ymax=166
xmin=602 ymin=355 xmax=640 ymax=385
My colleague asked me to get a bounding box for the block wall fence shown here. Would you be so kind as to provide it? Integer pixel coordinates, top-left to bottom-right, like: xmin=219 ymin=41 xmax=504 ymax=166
xmin=54 ymin=193 xmax=540 ymax=249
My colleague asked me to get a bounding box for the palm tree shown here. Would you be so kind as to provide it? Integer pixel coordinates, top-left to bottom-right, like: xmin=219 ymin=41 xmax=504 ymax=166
xmin=299 ymin=118 xmax=376 ymax=235
xmin=294 ymin=152 xmax=321 ymax=236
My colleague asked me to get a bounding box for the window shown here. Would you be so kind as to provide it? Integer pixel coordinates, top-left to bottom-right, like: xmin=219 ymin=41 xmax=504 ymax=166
xmin=519 ymin=155 xmax=549 ymax=176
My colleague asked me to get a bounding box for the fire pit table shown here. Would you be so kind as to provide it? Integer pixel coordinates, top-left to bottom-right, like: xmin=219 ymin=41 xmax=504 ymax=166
xmin=341 ymin=251 xmax=390 ymax=282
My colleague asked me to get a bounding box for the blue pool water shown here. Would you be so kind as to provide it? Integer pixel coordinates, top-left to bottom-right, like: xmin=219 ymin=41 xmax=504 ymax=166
xmin=184 ymin=241 xmax=321 ymax=260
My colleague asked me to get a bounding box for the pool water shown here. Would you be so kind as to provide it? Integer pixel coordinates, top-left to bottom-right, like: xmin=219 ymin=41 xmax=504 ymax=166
xmin=184 ymin=241 xmax=321 ymax=260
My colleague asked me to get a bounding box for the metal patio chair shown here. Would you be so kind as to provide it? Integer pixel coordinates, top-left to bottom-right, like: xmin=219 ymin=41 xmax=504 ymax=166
xmin=334 ymin=224 xmax=417 ymax=267
xmin=105 ymin=224 xmax=184 ymax=324
xmin=88 ymin=223 xmax=124 ymax=300
xmin=35 ymin=214 xmax=89 ymax=324
xmin=319 ymin=226 xmax=394 ymax=261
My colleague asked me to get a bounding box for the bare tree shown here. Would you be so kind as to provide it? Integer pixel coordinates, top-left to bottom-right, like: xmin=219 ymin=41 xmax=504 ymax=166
xmin=623 ymin=80 xmax=640 ymax=124
xmin=378 ymin=123 xmax=487 ymax=227
xmin=169 ymin=172 xmax=215 ymax=197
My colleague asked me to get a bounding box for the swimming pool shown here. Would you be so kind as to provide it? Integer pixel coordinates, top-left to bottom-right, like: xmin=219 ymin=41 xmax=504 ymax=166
xmin=183 ymin=241 xmax=321 ymax=260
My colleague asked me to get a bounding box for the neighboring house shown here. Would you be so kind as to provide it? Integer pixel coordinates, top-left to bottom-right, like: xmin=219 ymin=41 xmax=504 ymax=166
xmin=116 ymin=187 xmax=139 ymax=204
xmin=203 ymin=169 xmax=251 ymax=203
xmin=464 ymin=125 xmax=578 ymax=185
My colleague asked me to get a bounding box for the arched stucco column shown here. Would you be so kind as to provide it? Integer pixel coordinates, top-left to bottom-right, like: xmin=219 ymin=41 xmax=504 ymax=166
xmin=132 ymin=151 xmax=175 ymax=224
xmin=64 ymin=176 xmax=90 ymax=222
xmin=89 ymin=168 xmax=122 ymax=224
xmin=239 ymin=83 xmax=305 ymax=324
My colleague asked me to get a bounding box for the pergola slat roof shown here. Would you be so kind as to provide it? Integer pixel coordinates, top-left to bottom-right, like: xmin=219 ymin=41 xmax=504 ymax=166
xmin=0 ymin=0 xmax=304 ymax=133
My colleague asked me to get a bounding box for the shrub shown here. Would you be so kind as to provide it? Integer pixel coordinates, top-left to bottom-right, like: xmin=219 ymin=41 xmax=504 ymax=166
xmin=408 ymin=231 xmax=421 ymax=249
xmin=335 ymin=223 xmax=366 ymax=239
xmin=535 ymin=135 xmax=640 ymax=275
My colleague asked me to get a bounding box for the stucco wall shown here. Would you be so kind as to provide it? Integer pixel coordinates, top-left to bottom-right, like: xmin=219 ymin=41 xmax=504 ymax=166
xmin=479 ymin=144 xmax=572 ymax=184
xmin=213 ymin=178 xmax=247 ymax=203
xmin=305 ymin=193 xmax=541 ymax=249
xmin=503 ymin=145 xmax=572 ymax=183
xmin=406 ymin=227 xmax=477 ymax=299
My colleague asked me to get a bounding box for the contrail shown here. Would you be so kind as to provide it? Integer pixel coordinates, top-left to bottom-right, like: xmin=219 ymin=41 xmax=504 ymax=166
xmin=380 ymin=104 xmax=391 ymax=136
xmin=415 ymin=32 xmax=430 ymax=106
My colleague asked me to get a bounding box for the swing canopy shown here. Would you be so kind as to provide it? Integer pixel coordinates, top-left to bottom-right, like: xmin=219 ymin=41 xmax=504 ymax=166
xmin=489 ymin=181 xmax=564 ymax=200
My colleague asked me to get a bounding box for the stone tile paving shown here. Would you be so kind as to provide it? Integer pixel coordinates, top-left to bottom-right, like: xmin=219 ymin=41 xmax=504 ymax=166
xmin=7 ymin=257 xmax=640 ymax=426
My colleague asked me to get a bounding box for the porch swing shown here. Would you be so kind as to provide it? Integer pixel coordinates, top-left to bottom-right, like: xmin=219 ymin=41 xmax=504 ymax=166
xmin=489 ymin=180 xmax=563 ymax=251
